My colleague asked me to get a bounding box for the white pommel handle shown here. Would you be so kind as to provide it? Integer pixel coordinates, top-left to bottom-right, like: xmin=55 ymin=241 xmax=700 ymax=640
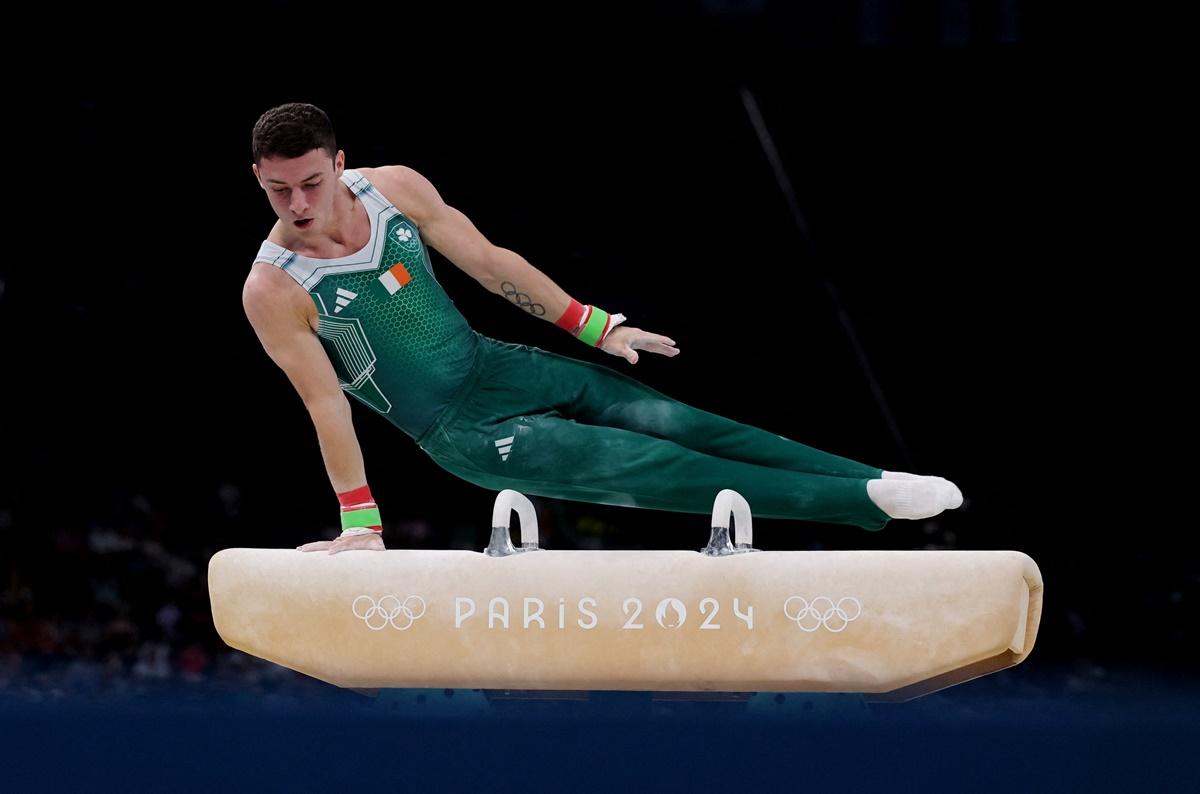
xmin=487 ymin=490 xmax=540 ymax=556
xmin=702 ymin=489 xmax=757 ymax=556
xmin=711 ymin=488 xmax=753 ymax=548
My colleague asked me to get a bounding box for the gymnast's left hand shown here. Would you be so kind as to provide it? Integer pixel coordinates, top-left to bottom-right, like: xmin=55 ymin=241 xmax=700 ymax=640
xmin=599 ymin=324 xmax=679 ymax=365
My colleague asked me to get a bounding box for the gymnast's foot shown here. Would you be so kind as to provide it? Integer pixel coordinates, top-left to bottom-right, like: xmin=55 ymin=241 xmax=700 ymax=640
xmin=867 ymin=478 xmax=962 ymax=520
xmin=297 ymin=533 xmax=387 ymax=554
xmin=881 ymin=470 xmax=963 ymax=508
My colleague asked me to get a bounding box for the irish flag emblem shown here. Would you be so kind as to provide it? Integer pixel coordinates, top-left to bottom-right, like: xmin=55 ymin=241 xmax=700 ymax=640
xmin=379 ymin=262 xmax=412 ymax=295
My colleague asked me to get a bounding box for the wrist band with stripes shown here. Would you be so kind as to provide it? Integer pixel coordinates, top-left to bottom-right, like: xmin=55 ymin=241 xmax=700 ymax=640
xmin=555 ymin=298 xmax=626 ymax=347
xmin=337 ymin=484 xmax=382 ymax=535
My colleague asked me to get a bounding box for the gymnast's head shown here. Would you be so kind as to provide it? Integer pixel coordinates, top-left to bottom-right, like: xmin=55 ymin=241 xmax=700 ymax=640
xmin=251 ymin=102 xmax=345 ymax=235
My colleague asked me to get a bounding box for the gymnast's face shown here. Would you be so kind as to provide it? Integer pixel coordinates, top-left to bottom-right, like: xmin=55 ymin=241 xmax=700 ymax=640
xmin=253 ymin=148 xmax=345 ymax=236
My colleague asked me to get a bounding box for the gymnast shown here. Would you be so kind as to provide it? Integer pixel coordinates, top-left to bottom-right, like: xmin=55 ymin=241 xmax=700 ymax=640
xmin=242 ymin=103 xmax=962 ymax=554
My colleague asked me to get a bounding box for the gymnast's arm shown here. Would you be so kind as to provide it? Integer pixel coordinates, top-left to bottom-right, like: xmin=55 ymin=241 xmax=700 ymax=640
xmin=242 ymin=267 xmax=368 ymax=495
xmin=369 ymin=165 xmax=574 ymax=322
xmin=370 ymin=165 xmax=680 ymax=363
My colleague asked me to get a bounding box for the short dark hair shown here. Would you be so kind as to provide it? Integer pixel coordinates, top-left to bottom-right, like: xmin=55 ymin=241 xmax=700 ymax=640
xmin=252 ymin=103 xmax=337 ymax=165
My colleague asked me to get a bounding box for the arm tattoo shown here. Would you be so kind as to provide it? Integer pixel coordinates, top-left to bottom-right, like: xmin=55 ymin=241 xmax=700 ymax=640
xmin=500 ymin=281 xmax=546 ymax=316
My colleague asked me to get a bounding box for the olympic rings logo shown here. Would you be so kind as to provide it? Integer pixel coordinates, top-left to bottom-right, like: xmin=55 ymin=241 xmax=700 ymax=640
xmin=352 ymin=595 xmax=427 ymax=631
xmin=500 ymin=282 xmax=546 ymax=316
xmin=783 ymin=596 xmax=862 ymax=633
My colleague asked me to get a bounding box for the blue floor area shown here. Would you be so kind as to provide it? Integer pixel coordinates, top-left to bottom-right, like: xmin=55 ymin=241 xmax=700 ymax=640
xmin=3 ymin=667 xmax=1197 ymax=792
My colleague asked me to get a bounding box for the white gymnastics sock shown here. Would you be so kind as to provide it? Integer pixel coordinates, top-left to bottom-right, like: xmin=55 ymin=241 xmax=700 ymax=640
xmin=881 ymin=470 xmax=963 ymax=509
xmin=867 ymin=478 xmax=958 ymax=520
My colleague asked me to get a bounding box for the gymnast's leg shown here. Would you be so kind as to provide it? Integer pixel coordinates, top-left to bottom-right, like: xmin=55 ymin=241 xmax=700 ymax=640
xmin=424 ymin=411 xmax=893 ymax=530
xmin=493 ymin=341 xmax=883 ymax=478
xmin=418 ymin=338 xmax=959 ymax=525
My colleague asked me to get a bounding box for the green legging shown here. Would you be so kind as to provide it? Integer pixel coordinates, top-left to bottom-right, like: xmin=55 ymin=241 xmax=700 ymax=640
xmin=414 ymin=336 xmax=891 ymax=531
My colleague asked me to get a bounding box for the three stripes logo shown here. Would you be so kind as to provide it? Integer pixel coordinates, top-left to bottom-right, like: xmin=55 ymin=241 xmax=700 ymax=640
xmin=494 ymin=435 xmax=515 ymax=462
xmin=333 ymin=287 xmax=357 ymax=313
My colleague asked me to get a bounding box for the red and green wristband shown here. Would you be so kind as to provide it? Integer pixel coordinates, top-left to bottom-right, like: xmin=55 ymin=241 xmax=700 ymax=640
xmin=337 ymin=484 xmax=382 ymax=536
xmin=555 ymin=298 xmax=626 ymax=347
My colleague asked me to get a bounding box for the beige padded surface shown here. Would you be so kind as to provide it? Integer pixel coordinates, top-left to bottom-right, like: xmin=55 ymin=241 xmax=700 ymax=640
xmin=208 ymin=549 xmax=1042 ymax=699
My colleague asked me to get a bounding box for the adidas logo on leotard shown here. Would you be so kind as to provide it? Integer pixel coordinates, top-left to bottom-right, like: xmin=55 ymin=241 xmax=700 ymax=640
xmin=494 ymin=435 xmax=515 ymax=461
xmin=333 ymin=287 xmax=358 ymax=314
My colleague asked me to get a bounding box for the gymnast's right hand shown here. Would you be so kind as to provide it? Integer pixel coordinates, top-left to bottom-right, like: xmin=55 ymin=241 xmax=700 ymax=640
xmin=297 ymin=530 xmax=386 ymax=554
xmin=297 ymin=485 xmax=387 ymax=553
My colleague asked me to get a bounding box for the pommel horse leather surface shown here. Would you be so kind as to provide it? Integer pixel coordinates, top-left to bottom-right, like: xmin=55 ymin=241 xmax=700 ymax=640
xmin=208 ymin=549 xmax=1042 ymax=700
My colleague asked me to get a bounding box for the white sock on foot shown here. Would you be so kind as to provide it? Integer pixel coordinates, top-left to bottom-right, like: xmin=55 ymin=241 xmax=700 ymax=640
xmin=881 ymin=471 xmax=963 ymax=509
xmin=867 ymin=478 xmax=956 ymax=520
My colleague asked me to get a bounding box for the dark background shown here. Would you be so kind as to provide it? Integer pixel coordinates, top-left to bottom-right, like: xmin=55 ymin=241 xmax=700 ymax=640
xmin=2 ymin=2 xmax=1192 ymax=790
